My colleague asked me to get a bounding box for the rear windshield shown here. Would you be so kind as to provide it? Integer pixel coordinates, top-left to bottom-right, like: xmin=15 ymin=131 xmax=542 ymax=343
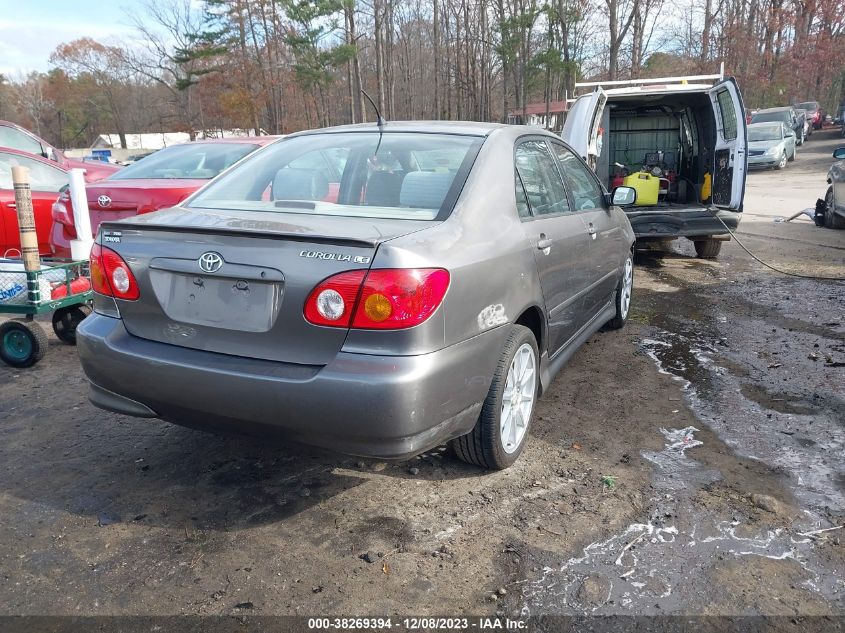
xmin=187 ymin=132 xmax=483 ymax=221
xmin=748 ymin=125 xmax=782 ymax=141
xmin=111 ymin=142 xmax=258 ymax=180
xmin=795 ymin=102 xmax=818 ymax=112
xmin=751 ymin=111 xmax=790 ymax=124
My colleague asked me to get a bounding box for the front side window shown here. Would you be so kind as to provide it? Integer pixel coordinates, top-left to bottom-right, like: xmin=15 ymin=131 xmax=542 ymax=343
xmin=551 ymin=143 xmax=605 ymax=210
xmin=514 ymin=140 xmax=570 ymax=217
xmin=0 ymin=151 xmax=67 ymax=192
xmin=0 ymin=126 xmax=43 ymax=156
xmin=112 ymin=142 xmax=259 ymax=180
xmin=189 ymin=132 xmax=483 ymax=221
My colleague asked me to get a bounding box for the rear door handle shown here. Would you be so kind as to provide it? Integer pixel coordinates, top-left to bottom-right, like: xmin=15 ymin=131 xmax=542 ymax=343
xmin=5 ymin=202 xmax=15 ymax=208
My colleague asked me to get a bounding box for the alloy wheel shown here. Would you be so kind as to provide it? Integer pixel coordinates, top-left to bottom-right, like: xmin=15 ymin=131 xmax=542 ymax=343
xmin=500 ymin=343 xmax=536 ymax=454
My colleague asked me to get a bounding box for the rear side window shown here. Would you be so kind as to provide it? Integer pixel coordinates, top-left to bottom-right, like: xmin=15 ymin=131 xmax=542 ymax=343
xmin=550 ymin=143 xmax=605 ymax=210
xmin=716 ymin=89 xmax=738 ymax=141
xmin=514 ymin=140 xmax=571 ymax=217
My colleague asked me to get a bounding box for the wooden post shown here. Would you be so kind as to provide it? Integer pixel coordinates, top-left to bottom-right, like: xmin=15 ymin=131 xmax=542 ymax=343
xmin=11 ymin=166 xmax=41 ymax=304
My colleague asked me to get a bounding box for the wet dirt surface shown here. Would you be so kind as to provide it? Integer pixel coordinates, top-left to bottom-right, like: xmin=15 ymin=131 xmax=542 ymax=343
xmin=1 ymin=131 xmax=844 ymax=618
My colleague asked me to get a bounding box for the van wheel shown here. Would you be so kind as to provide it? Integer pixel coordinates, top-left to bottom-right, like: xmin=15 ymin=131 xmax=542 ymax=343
xmin=776 ymin=152 xmax=787 ymax=170
xmin=694 ymin=239 xmax=723 ymax=259
xmin=451 ymin=325 xmax=538 ymax=470
xmin=825 ymin=186 xmax=845 ymax=229
xmin=606 ymin=255 xmax=633 ymax=330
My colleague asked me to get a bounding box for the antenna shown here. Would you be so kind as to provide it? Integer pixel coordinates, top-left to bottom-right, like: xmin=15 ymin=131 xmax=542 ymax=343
xmin=360 ymin=90 xmax=385 ymax=127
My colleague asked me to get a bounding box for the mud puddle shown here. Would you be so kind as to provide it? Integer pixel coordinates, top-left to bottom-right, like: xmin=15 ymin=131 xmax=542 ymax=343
xmin=521 ymin=269 xmax=845 ymax=615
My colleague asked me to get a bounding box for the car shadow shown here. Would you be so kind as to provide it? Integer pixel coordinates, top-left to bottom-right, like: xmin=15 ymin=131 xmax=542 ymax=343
xmin=0 ymin=395 xmax=488 ymax=533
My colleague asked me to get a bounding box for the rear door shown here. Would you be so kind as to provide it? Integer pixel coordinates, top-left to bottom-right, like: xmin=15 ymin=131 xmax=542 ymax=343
xmin=561 ymin=89 xmax=607 ymax=169
xmin=515 ymin=138 xmax=593 ymax=355
xmin=708 ymin=78 xmax=747 ymax=210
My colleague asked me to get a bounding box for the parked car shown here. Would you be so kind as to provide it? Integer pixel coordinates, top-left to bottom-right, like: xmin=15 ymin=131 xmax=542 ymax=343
xmin=0 ymin=147 xmax=68 ymax=256
xmin=563 ymin=75 xmax=746 ymax=259
xmin=76 ymin=122 xmax=637 ymax=469
xmin=751 ymin=106 xmax=804 ymax=145
xmin=794 ymin=108 xmax=812 ymax=140
xmin=822 ymin=146 xmax=845 ymax=229
xmin=50 ymin=137 xmax=278 ymax=257
xmin=794 ymin=101 xmax=824 ymax=130
xmin=0 ymin=120 xmax=119 ymax=182
xmin=746 ymin=122 xmax=796 ymax=170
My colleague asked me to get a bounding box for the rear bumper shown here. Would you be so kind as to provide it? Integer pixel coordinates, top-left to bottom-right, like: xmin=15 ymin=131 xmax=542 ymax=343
xmin=77 ymin=314 xmax=507 ymax=459
xmin=625 ymin=207 xmax=741 ymax=239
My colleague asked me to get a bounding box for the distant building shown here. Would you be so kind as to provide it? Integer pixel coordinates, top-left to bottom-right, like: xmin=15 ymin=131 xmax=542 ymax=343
xmin=91 ymin=128 xmax=267 ymax=150
xmin=507 ymin=101 xmax=568 ymax=130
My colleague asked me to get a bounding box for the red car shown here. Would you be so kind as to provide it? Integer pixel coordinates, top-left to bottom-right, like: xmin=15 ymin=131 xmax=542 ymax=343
xmin=0 ymin=147 xmax=69 ymax=257
xmin=0 ymin=120 xmax=120 ymax=183
xmin=50 ymin=137 xmax=279 ymax=257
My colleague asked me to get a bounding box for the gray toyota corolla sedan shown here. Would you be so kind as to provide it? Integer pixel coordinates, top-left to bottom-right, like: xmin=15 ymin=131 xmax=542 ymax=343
xmin=77 ymin=121 xmax=636 ymax=469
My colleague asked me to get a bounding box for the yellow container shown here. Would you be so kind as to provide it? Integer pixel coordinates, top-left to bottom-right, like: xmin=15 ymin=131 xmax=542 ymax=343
xmin=623 ymin=172 xmax=660 ymax=206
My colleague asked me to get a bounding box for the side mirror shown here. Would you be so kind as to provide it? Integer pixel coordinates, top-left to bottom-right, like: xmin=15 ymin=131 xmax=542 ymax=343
xmin=833 ymin=147 xmax=845 ymax=160
xmin=611 ymin=186 xmax=637 ymax=206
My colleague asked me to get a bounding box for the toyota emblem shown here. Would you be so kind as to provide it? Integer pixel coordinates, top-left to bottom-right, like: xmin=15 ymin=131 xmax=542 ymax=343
xmin=198 ymin=252 xmax=224 ymax=273
xmin=97 ymin=195 xmax=112 ymax=208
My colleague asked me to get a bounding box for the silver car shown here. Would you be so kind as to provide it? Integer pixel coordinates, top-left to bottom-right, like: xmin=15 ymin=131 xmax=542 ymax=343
xmin=747 ymin=122 xmax=796 ymax=170
xmin=77 ymin=122 xmax=636 ymax=469
xmin=823 ymin=146 xmax=845 ymax=229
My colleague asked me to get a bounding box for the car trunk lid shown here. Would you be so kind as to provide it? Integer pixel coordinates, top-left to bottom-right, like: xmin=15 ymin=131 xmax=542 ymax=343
xmin=100 ymin=207 xmax=434 ymax=365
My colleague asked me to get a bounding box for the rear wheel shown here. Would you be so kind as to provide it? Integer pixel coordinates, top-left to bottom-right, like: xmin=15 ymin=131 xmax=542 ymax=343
xmin=0 ymin=320 xmax=48 ymax=368
xmin=52 ymin=304 xmax=92 ymax=345
xmin=824 ymin=186 xmax=845 ymax=230
xmin=606 ymin=255 xmax=633 ymax=330
xmin=694 ymin=238 xmax=723 ymax=259
xmin=451 ymin=325 xmax=538 ymax=470
xmin=788 ymin=147 xmax=796 ymax=161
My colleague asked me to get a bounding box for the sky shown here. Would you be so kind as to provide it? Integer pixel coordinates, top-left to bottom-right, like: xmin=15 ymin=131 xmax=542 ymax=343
xmin=0 ymin=0 xmax=146 ymax=77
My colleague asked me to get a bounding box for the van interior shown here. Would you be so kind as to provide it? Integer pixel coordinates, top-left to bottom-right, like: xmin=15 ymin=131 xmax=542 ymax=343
xmin=595 ymin=91 xmax=716 ymax=211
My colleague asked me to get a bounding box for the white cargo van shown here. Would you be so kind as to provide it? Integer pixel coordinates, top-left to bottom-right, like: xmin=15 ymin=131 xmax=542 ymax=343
xmin=562 ymin=69 xmax=747 ymax=258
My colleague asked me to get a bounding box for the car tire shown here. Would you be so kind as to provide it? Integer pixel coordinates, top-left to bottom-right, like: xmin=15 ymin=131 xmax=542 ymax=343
xmin=451 ymin=325 xmax=538 ymax=470
xmin=824 ymin=186 xmax=845 ymax=230
xmin=788 ymin=148 xmax=796 ymax=162
xmin=776 ymin=152 xmax=787 ymax=170
xmin=694 ymin=238 xmax=723 ymax=259
xmin=0 ymin=320 xmax=48 ymax=368
xmin=51 ymin=304 xmax=91 ymax=345
xmin=797 ymin=132 xmax=804 ymax=146
xmin=606 ymin=254 xmax=633 ymax=330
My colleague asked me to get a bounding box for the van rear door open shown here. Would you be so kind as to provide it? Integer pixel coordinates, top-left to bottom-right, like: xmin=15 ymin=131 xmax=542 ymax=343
xmin=561 ymin=88 xmax=606 ymax=168
xmin=708 ymin=78 xmax=747 ymax=211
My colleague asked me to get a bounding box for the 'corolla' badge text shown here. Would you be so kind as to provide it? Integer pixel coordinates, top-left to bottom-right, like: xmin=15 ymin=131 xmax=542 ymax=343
xmin=299 ymin=250 xmax=370 ymax=264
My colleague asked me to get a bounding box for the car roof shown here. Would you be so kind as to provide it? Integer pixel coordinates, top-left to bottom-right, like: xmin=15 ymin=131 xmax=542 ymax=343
xmin=748 ymin=121 xmax=784 ymax=127
xmin=289 ymin=121 xmax=510 ymax=138
xmin=755 ymin=106 xmax=793 ymax=113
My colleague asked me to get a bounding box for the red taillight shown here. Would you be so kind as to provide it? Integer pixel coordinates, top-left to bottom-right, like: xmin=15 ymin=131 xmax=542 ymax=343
xmin=51 ymin=200 xmax=77 ymax=238
xmin=304 ymin=268 xmax=450 ymax=330
xmin=90 ymin=243 xmax=140 ymax=301
xmin=303 ymin=270 xmax=367 ymax=327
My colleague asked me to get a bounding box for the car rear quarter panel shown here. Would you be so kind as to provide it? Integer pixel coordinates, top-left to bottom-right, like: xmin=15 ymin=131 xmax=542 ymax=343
xmin=341 ymin=127 xmax=545 ymax=357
